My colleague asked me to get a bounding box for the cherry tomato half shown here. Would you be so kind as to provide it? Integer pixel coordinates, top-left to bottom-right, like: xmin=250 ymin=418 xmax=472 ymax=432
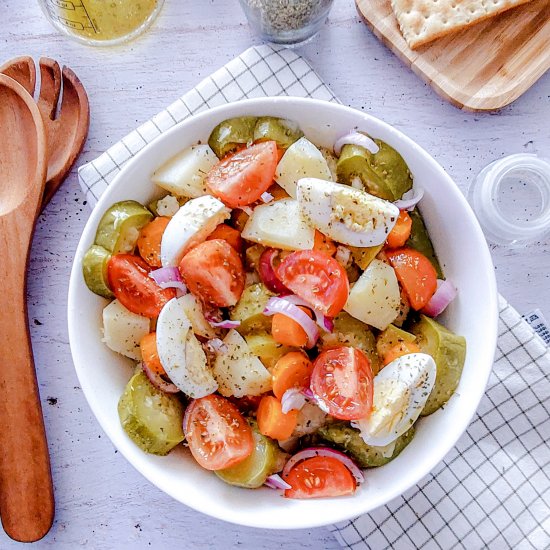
xmin=107 ymin=254 xmax=175 ymax=318
xmin=310 ymin=346 xmax=373 ymax=421
xmin=183 ymin=394 xmax=254 ymax=471
xmin=179 ymin=239 xmax=246 ymax=307
xmin=205 ymin=141 xmax=279 ymax=208
xmin=277 ymin=250 xmax=350 ymax=317
xmin=284 ymin=456 xmax=357 ymax=499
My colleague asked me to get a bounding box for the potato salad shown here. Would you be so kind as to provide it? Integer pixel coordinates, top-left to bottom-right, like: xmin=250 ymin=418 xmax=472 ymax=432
xmin=82 ymin=116 xmax=466 ymax=499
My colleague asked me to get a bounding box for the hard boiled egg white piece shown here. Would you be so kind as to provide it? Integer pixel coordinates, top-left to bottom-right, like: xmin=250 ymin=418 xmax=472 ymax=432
xmin=352 ymin=353 xmax=436 ymax=447
xmin=156 ymin=297 xmax=218 ymax=398
xmin=160 ymin=195 xmax=230 ymax=267
xmin=296 ymin=178 xmax=399 ymax=247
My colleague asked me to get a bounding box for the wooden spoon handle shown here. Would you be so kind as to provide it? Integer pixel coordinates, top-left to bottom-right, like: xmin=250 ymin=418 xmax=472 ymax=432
xmin=0 ymin=257 xmax=54 ymax=541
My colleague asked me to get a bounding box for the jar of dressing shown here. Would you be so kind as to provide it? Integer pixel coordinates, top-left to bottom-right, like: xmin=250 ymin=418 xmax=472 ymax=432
xmin=469 ymin=154 xmax=550 ymax=246
xmin=38 ymin=0 xmax=164 ymax=46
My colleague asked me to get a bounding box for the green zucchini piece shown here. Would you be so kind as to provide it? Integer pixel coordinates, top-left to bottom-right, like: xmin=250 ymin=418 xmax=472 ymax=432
xmin=318 ymin=312 xmax=381 ymax=375
xmin=410 ymin=315 xmax=467 ymax=416
xmin=376 ymin=324 xmax=416 ymax=360
xmin=318 ymin=422 xmax=415 ymax=468
xmin=118 ymin=370 xmax=185 ymax=456
xmin=253 ymin=117 xmax=303 ymax=150
xmin=406 ymin=209 xmax=443 ymax=278
xmin=208 ymin=116 xmax=257 ymax=158
xmin=336 ymin=141 xmax=413 ymax=201
xmin=95 ymin=200 xmax=153 ymax=254
xmin=82 ymin=245 xmax=113 ymax=298
xmin=244 ymin=332 xmax=292 ymax=370
xmin=215 ymin=429 xmax=281 ymax=488
xmin=230 ymin=283 xmax=274 ymax=334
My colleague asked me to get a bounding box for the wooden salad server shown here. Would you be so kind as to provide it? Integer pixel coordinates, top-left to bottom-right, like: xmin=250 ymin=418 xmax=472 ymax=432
xmin=0 ymin=74 xmax=55 ymax=542
xmin=0 ymin=56 xmax=90 ymax=209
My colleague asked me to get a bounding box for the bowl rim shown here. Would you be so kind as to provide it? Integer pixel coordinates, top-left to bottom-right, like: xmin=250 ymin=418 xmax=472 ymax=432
xmin=68 ymin=96 xmax=498 ymax=529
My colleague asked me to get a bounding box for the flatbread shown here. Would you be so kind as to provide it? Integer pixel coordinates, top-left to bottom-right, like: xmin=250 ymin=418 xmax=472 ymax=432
xmin=391 ymin=0 xmax=533 ymax=49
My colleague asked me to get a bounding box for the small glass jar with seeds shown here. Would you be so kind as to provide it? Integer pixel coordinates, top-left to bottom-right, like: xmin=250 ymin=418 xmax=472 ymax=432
xmin=239 ymin=0 xmax=334 ymax=45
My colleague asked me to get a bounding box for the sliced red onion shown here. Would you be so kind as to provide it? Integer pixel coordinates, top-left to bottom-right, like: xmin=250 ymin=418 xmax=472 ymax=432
xmin=205 ymin=338 xmax=228 ymax=354
xmin=302 ymin=387 xmax=315 ymax=400
xmin=260 ymin=191 xmax=274 ymax=203
xmin=334 ymin=131 xmax=379 ymax=156
xmin=263 ymin=297 xmax=319 ymax=348
xmin=422 ymin=279 xmax=457 ymax=317
xmin=149 ymin=267 xmax=187 ymax=294
xmin=278 ymin=294 xmax=334 ymax=333
xmin=394 ymin=187 xmax=424 ymax=211
xmin=264 ymin=474 xmax=292 ymax=490
xmin=314 ymin=310 xmax=334 ymax=333
xmin=141 ymin=362 xmax=179 ymax=394
xmin=258 ymin=249 xmax=290 ymax=294
xmin=210 ymin=319 xmax=241 ymax=329
xmin=204 ymin=307 xmax=223 ymax=325
xmin=282 ymin=447 xmax=365 ymax=484
xmin=281 ymin=388 xmax=307 ymax=414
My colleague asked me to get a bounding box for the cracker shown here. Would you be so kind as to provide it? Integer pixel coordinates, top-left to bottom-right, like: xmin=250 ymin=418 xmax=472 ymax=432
xmin=391 ymin=0 xmax=533 ymax=49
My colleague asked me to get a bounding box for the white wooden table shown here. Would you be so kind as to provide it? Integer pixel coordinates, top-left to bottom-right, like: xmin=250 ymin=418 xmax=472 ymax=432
xmin=1 ymin=1 xmax=549 ymax=548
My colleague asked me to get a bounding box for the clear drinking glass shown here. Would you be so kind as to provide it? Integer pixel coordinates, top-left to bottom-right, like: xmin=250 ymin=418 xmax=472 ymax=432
xmin=37 ymin=0 xmax=164 ymax=46
xmin=239 ymin=0 xmax=335 ymax=45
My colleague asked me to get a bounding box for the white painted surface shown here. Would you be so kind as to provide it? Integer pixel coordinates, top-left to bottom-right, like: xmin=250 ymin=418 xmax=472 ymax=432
xmin=0 ymin=0 xmax=548 ymax=547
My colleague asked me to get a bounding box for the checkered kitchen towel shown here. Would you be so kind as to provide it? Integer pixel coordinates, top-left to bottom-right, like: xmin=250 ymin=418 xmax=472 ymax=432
xmin=78 ymin=45 xmax=550 ymax=550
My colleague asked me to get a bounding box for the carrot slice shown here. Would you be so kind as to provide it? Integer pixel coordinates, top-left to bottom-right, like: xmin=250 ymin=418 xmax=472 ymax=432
xmin=272 ymin=351 xmax=313 ymax=399
xmin=272 ymin=306 xmax=312 ymax=347
xmin=207 ymin=223 xmax=243 ymax=252
xmin=386 ymin=211 xmax=412 ymax=249
xmin=386 ymin=248 xmax=437 ymax=310
xmin=257 ymin=396 xmax=298 ymax=441
xmin=382 ymin=341 xmax=421 ymax=366
xmin=313 ymin=230 xmax=337 ymax=256
xmin=137 ymin=217 xmax=170 ymax=267
xmin=140 ymin=332 xmax=166 ymax=376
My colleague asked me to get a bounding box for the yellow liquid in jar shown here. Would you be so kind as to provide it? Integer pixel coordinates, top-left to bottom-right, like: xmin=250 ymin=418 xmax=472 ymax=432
xmin=44 ymin=0 xmax=160 ymax=43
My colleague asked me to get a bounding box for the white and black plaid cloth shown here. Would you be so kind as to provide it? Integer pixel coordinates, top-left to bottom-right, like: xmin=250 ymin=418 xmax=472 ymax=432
xmin=78 ymin=45 xmax=550 ymax=550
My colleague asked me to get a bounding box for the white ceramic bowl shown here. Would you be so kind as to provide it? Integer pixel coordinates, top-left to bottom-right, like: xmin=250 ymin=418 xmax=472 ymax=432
xmin=68 ymin=97 xmax=498 ymax=529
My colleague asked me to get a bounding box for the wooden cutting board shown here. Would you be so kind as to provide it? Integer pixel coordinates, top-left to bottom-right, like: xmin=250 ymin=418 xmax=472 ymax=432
xmin=355 ymin=0 xmax=550 ymax=111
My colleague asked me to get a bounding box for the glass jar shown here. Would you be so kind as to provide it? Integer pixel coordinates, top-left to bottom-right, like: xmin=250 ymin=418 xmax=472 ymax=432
xmin=469 ymin=154 xmax=550 ymax=246
xmin=239 ymin=0 xmax=334 ymax=45
xmin=37 ymin=0 xmax=164 ymax=46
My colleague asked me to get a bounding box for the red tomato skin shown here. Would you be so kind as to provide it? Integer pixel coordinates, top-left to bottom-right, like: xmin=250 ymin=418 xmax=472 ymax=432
xmin=205 ymin=141 xmax=278 ymax=208
xmin=284 ymin=456 xmax=357 ymax=499
xmin=386 ymin=248 xmax=437 ymax=310
xmin=179 ymin=239 xmax=245 ymax=307
xmin=183 ymin=395 xmax=254 ymax=471
xmin=277 ymin=250 xmax=350 ymax=317
xmin=107 ymin=254 xmax=176 ymax=318
xmin=310 ymin=347 xmax=373 ymax=421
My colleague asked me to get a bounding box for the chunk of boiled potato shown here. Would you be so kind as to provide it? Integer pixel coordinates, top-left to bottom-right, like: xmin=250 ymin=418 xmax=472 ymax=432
xmin=275 ymin=137 xmax=332 ymax=197
xmin=344 ymin=259 xmax=400 ymax=330
xmin=102 ymin=299 xmax=150 ymax=360
xmin=241 ymin=198 xmax=315 ymax=250
xmin=152 ymin=144 xmax=218 ymax=198
xmin=213 ymin=330 xmax=272 ymax=397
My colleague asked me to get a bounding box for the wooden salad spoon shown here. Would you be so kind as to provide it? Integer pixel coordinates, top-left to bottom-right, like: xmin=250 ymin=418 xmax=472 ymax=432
xmin=1 ymin=56 xmax=90 ymax=209
xmin=0 ymin=74 xmax=55 ymax=542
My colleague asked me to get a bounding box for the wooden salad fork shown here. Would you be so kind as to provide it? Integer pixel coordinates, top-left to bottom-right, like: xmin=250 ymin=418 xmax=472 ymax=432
xmin=0 ymin=74 xmax=55 ymax=542
xmin=0 ymin=56 xmax=90 ymax=209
